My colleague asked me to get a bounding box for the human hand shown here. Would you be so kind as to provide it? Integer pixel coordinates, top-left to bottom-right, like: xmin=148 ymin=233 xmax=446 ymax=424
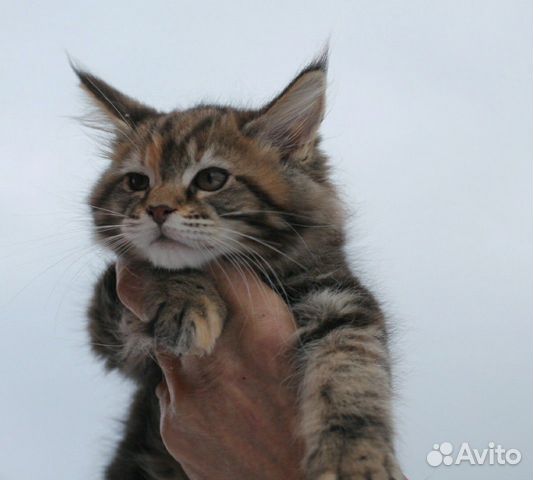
xmin=116 ymin=261 xmax=304 ymax=480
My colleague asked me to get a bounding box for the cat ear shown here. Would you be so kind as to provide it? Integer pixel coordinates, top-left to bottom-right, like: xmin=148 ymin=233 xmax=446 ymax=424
xmin=71 ymin=63 xmax=157 ymax=130
xmin=245 ymin=52 xmax=327 ymax=156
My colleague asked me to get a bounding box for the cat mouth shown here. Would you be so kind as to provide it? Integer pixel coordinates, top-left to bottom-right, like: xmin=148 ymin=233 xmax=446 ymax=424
xmin=151 ymin=233 xmax=192 ymax=250
xmin=148 ymin=229 xmax=218 ymax=253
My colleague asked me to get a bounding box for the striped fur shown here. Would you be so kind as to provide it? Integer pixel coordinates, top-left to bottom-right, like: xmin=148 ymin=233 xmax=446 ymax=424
xmin=79 ymin=53 xmax=404 ymax=479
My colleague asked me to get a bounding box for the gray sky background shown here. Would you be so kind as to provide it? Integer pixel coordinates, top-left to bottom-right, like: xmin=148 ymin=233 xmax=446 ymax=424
xmin=0 ymin=1 xmax=531 ymax=479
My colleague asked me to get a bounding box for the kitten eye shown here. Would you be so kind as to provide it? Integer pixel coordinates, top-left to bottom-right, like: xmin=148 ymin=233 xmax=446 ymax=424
xmin=127 ymin=173 xmax=150 ymax=191
xmin=193 ymin=167 xmax=229 ymax=192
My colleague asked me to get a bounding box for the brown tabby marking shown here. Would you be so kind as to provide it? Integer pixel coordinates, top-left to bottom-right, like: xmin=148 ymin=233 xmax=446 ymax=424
xmin=77 ymin=52 xmax=405 ymax=480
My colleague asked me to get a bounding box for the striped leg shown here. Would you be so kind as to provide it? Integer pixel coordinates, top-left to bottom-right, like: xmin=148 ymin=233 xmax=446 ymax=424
xmin=295 ymin=289 xmax=404 ymax=480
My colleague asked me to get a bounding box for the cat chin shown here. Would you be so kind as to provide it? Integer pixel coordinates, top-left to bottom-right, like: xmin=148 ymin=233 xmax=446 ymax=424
xmin=142 ymin=243 xmax=220 ymax=270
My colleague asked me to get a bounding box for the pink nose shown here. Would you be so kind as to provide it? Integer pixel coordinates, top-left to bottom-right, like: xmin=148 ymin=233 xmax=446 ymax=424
xmin=147 ymin=205 xmax=176 ymax=225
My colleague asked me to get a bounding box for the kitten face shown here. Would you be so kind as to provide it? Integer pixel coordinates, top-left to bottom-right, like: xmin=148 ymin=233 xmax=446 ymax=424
xmin=91 ymin=110 xmax=292 ymax=268
xmin=78 ymin=54 xmax=342 ymax=270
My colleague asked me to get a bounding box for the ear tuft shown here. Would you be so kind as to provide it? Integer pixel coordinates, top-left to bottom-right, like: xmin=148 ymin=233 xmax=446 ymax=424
xmin=70 ymin=59 xmax=157 ymax=128
xmin=245 ymin=51 xmax=328 ymax=156
xmin=302 ymin=46 xmax=329 ymax=75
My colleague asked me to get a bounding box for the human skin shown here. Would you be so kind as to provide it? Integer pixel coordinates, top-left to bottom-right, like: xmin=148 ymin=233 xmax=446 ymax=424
xmin=116 ymin=261 xmax=305 ymax=480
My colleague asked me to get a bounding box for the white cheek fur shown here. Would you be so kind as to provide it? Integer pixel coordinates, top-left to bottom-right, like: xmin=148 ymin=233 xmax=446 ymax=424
xmin=145 ymin=244 xmax=220 ymax=269
xmin=121 ymin=214 xmax=237 ymax=270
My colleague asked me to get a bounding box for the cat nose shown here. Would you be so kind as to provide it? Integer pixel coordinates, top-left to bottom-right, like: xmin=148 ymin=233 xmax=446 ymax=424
xmin=147 ymin=205 xmax=176 ymax=225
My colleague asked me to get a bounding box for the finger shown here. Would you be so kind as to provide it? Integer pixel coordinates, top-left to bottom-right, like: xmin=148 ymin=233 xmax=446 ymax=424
xmin=211 ymin=264 xmax=275 ymax=311
xmin=208 ymin=263 xmax=288 ymax=319
xmin=115 ymin=262 xmax=150 ymax=322
xmin=155 ymin=351 xmax=187 ymax=403
xmin=115 ymin=257 xmax=128 ymax=275
xmin=155 ymin=375 xmax=170 ymax=404
xmin=208 ymin=263 xmax=297 ymax=347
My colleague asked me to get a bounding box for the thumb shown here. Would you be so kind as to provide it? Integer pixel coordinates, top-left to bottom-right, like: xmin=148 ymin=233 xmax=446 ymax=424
xmin=115 ymin=260 xmax=150 ymax=322
xmin=155 ymin=351 xmax=187 ymax=404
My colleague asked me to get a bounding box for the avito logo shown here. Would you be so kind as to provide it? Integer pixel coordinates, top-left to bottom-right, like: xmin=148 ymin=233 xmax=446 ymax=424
xmin=427 ymin=442 xmax=521 ymax=467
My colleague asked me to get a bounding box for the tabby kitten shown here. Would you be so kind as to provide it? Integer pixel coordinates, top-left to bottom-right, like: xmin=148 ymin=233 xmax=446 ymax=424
xmin=77 ymin=53 xmax=404 ymax=480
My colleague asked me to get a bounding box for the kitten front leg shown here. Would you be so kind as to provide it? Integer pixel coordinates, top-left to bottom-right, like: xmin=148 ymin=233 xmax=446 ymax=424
xmin=89 ymin=263 xmax=164 ymax=380
xmin=88 ymin=264 xmax=226 ymax=382
xmin=140 ymin=268 xmax=227 ymax=357
xmin=295 ymin=288 xmax=404 ymax=480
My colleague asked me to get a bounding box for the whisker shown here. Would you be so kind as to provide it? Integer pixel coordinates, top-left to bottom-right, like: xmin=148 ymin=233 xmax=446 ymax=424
xmin=89 ymin=205 xmax=128 ymax=218
xmin=219 ymin=210 xmax=335 ymax=229
xmin=206 ymin=238 xmax=261 ymax=307
xmin=217 ymin=226 xmax=305 ymax=270
xmin=213 ymin=234 xmax=290 ymax=304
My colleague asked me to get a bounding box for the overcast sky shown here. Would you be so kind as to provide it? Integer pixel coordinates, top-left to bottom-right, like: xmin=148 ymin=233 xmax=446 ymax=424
xmin=0 ymin=1 xmax=531 ymax=479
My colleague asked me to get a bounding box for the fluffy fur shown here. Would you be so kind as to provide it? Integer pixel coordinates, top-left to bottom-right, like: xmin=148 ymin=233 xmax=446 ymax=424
xmin=78 ymin=52 xmax=404 ymax=479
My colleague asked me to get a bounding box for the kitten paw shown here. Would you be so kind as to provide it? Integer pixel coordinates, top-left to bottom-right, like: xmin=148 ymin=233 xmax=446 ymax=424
xmin=307 ymin=441 xmax=404 ymax=480
xmin=145 ymin=276 xmax=226 ymax=356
